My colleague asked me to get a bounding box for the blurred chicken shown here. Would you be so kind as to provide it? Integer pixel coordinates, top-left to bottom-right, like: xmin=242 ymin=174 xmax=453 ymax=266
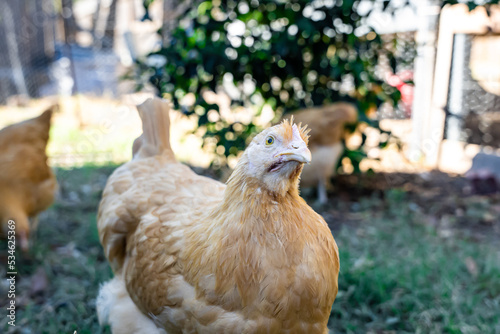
xmin=0 ymin=106 xmax=57 ymax=251
xmin=97 ymin=98 xmax=339 ymax=334
xmin=281 ymin=103 xmax=358 ymax=204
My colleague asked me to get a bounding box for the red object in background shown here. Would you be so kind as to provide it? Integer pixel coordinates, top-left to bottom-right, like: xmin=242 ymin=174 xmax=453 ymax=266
xmin=387 ymin=70 xmax=414 ymax=117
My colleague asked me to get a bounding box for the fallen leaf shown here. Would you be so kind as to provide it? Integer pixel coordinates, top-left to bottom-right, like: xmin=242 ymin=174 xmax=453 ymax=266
xmin=31 ymin=267 xmax=48 ymax=296
xmin=465 ymin=257 xmax=479 ymax=278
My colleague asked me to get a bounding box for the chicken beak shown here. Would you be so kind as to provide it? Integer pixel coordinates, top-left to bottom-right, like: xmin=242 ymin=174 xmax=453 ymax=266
xmin=275 ymin=144 xmax=312 ymax=164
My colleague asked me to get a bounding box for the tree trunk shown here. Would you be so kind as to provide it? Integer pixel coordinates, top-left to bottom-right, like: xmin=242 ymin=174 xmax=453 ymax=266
xmin=2 ymin=1 xmax=29 ymax=97
xmin=90 ymin=0 xmax=102 ymax=43
xmin=162 ymin=0 xmax=193 ymax=45
xmin=61 ymin=0 xmax=78 ymax=43
xmin=102 ymin=0 xmax=118 ymax=49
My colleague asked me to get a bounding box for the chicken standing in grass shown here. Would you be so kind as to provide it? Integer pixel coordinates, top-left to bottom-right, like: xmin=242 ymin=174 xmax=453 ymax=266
xmin=281 ymin=103 xmax=358 ymax=204
xmin=0 ymin=106 xmax=58 ymax=251
xmin=97 ymin=98 xmax=339 ymax=334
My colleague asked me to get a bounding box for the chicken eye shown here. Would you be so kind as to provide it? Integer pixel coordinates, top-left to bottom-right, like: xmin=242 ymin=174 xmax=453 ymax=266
xmin=265 ymin=136 xmax=275 ymax=146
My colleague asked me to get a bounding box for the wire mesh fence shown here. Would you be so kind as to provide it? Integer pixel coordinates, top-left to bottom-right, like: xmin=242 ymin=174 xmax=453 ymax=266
xmin=0 ymin=0 xmax=146 ymax=105
xmin=446 ymin=33 xmax=500 ymax=148
xmin=377 ymin=31 xmax=417 ymax=120
xmin=0 ymin=0 xmax=56 ymax=104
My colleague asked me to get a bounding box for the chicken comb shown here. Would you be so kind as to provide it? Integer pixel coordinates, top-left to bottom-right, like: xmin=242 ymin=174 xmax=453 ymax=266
xmin=297 ymin=121 xmax=311 ymax=145
xmin=279 ymin=115 xmax=310 ymax=145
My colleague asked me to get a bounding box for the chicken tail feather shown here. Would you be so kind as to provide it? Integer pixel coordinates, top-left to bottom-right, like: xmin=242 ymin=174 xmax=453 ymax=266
xmin=133 ymin=97 xmax=174 ymax=160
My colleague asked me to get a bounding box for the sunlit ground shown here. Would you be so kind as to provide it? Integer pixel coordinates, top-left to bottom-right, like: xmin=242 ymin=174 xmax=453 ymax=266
xmin=0 ymin=96 xmax=218 ymax=168
xmin=0 ymin=95 xmax=433 ymax=172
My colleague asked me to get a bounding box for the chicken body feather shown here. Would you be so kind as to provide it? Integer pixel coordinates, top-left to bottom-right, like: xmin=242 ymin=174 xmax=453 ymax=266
xmin=98 ymin=98 xmax=339 ymax=333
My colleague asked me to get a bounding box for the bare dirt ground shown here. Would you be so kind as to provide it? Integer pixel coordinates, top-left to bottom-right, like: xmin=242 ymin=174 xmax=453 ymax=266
xmin=320 ymin=171 xmax=500 ymax=243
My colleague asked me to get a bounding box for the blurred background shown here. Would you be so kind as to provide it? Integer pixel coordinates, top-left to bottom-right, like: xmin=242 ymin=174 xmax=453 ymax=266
xmin=1 ymin=0 xmax=500 ymax=333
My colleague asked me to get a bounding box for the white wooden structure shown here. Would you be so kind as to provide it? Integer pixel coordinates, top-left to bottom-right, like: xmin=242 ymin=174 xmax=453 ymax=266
xmin=411 ymin=4 xmax=500 ymax=173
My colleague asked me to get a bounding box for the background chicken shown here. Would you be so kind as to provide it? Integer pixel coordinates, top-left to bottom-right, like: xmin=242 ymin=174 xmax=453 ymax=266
xmin=97 ymin=98 xmax=339 ymax=334
xmin=0 ymin=106 xmax=58 ymax=251
xmin=281 ymin=103 xmax=358 ymax=204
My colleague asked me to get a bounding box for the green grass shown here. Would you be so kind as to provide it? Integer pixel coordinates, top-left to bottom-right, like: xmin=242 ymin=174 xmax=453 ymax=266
xmin=329 ymin=190 xmax=500 ymax=333
xmin=1 ymin=167 xmax=499 ymax=333
xmin=47 ymin=121 xmax=137 ymax=166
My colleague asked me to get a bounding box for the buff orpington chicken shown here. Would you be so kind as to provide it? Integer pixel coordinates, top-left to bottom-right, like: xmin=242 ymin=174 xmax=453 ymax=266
xmin=0 ymin=106 xmax=57 ymax=251
xmin=96 ymin=97 xmax=339 ymax=334
xmin=282 ymin=103 xmax=358 ymax=204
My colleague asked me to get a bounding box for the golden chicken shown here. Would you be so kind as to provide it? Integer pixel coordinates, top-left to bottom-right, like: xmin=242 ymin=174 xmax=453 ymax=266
xmin=97 ymin=98 xmax=339 ymax=334
xmin=282 ymin=103 xmax=357 ymax=204
xmin=0 ymin=107 xmax=57 ymax=251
